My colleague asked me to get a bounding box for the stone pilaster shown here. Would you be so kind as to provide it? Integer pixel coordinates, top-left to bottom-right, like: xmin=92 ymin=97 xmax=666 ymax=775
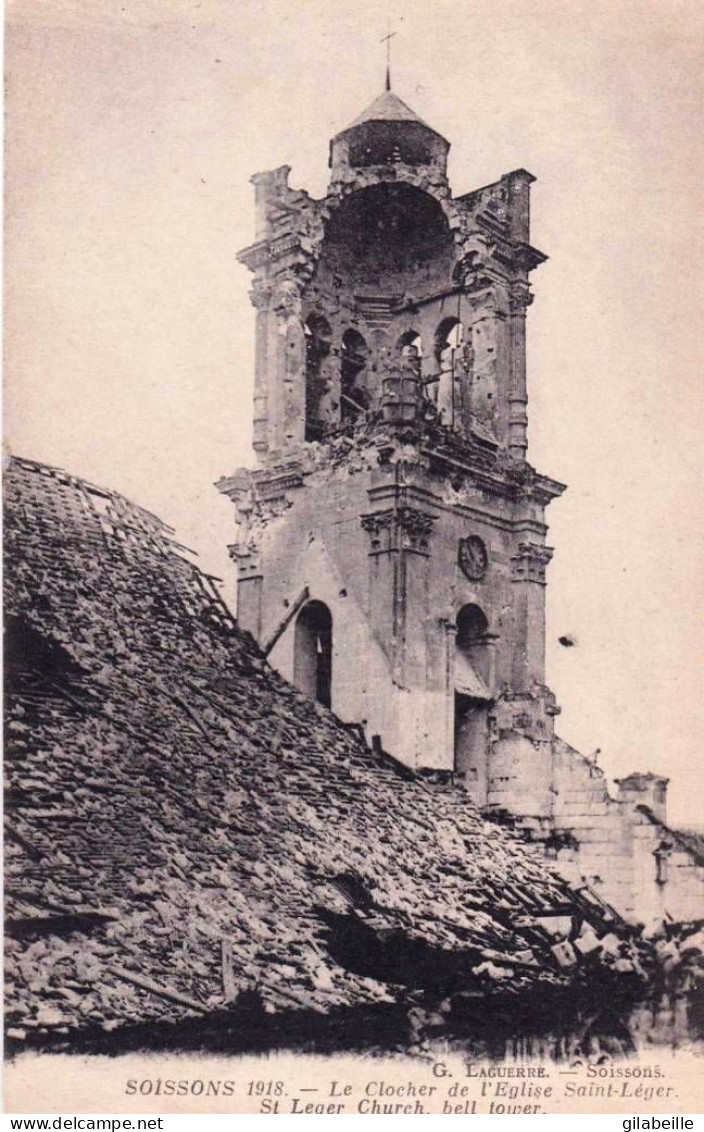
xmin=272 ymin=274 xmax=307 ymax=450
xmin=466 ymin=285 xmax=508 ymax=439
xmin=507 ymin=284 xmax=533 ymax=460
xmin=228 ymin=541 xmax=263 ymax=639
xmin=510 ymin=541 xmax=553 ymax=687
xmin=361 ymin=504 xmax=437 ymax=691
xmin=249 ymin=280 xmax=273 ymax=454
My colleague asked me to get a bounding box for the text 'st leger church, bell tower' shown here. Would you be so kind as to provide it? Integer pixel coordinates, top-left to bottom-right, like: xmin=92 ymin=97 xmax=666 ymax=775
xmin=218 ymin=86 xmax=567 ymax=814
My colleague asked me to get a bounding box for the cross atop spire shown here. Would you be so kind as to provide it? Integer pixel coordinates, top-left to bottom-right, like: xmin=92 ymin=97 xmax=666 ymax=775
xmin=380 ymin=22 xmax=397 ymax=92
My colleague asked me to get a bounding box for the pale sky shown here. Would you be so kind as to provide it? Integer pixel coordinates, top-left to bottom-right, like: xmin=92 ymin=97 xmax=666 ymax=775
xmin=5 ymin=0 xmax=703 ymax=825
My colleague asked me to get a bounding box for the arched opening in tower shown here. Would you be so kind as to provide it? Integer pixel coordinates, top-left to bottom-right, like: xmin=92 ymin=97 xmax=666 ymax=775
xmin=346 ymin=120 xmax=437 ymax=168
xmin=304 ymin=315 xmax=332 ymax=441
xmin=435 ymin=317 xmax=464 ymax=363
xmin=293 ymin=600 xmax=333 ymax=708
xmin=395 ymin=329 xmax=423 ymax=386
xmin=454 ymin=603 xmax=492 ymax=805
xmin=340 ymin=329 xmax=369 ymax=423
xmin=320 ymin=182 xmax=453 ymax=297
xmin=396 ymin=329 xmax=423 ymax=357
xmin=435 ymin=317 xmax=469 ymax=428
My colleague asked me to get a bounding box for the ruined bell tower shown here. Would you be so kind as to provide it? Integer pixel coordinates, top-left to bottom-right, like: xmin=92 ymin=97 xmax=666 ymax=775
xmin=218 ymin=86 xmax=566 ymax=813
xmin=217 ymin=83 xmax=704 ymax=927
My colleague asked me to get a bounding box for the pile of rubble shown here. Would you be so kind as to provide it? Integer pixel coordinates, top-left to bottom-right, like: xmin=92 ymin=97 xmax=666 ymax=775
xmin=3 ymin=457 xmax=661 ymax=1052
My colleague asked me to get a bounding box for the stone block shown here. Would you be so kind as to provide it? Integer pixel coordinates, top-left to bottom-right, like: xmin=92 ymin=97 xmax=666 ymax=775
xmin=551 ymin=940 xmax=577 ymax=968
xmin=574 ymin=927 xmax=601 ymax=956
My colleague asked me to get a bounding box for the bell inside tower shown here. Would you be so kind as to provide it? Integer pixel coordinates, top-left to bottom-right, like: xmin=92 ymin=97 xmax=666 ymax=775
xmin=300 ymin=181 xmax=456 ymax=441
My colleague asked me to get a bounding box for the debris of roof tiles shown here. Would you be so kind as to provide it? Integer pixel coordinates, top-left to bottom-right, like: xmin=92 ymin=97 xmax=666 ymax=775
xmin=2 ymin=455 xmax=688 ymax=1054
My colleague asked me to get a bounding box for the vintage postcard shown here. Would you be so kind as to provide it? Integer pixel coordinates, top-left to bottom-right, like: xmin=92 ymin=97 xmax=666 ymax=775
xmin=4 ymin=0 xmax=703 ymax=1117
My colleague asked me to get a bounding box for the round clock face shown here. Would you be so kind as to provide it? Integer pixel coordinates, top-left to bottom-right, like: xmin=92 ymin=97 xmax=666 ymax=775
xmin=458 ymin=535 xmax=488 ymax=581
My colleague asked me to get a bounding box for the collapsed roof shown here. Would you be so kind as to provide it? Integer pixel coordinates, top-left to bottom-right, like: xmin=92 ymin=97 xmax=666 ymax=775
xmin=4 ymin=456 xmax=628 ymax=1053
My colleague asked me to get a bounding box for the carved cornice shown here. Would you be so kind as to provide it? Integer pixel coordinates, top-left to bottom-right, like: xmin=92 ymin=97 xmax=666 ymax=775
xmin=270 ymin=234 xmax=302 ymax=259
xmin=217 ymin=462 xmax=303 ymax=504
xmin=513 ymin=242 xmax=548 ymax=272
xmin=525 ymin=472 xmax=568 ymax=506
xmin=237 ymin=240 xmax=270 ymax=271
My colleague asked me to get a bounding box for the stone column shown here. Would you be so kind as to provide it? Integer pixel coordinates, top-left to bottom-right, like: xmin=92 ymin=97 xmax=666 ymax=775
xmin=226 ymin=484 xmax=265 ymax=641
xmin=510 ymin=541 xmax=553 ymax=688
xmin=250 ymin=166 xmax=291 ymax=240
xmin=272 ymin=275 xmax=307 ymax=450
xmin=249 ymin=280 xmax=273 ymax=455
xmin=360 ymin=504 xmax=435 ymax=679
xmin=508 ymin=284 xmax=533 ymax=460
xmin=468 ymin=286 xmax=508 ymax=441
xmin=440 ymin=615 xmax=458 ymax=772
xmin=230 ymin=541 xmax=263 ymax=640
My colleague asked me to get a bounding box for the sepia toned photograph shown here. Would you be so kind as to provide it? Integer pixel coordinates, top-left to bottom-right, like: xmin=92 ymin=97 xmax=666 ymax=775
xmin=4 ymin=0 xmax=703 ymax=1116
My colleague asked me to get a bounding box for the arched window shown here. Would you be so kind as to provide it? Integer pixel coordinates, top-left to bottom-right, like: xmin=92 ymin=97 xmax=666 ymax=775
xmin=395 ymin=330 xmax=423 ymax=384
xmin=321 ymin=183 xmax=454 ymax=291
xmin=435 ymin=317 xmax=464 ymax=363
xmin=396 ymin=329 xmax=422 ymax=356
xmin=456 ymin=603 xmax=489 ymax=651
xmin=293 ymin=600 xmax=332 ymax=708
xmin=456 ymin=603 xmax=491 ymax=688
xmin=340 ymin=329 xmax=368 ymax=423
xmin=304 ymin=315 xmax=332 ymax=441
xmin=435 ymin=318 xmax=467 ymax=425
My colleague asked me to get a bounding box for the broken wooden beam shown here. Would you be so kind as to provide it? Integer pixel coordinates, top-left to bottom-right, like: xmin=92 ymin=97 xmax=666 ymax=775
xmin=221 ymin=940 xmax=237 ymax=1003
xmin=107 ymin=965 xmax=207 ymax=1014
xmin=263 ymin=587 xmax=309 ymax=656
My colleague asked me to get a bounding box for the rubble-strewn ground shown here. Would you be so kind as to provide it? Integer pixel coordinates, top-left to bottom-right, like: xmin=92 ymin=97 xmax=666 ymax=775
xmin=4 ymin=456 xmax=701 ymax=1057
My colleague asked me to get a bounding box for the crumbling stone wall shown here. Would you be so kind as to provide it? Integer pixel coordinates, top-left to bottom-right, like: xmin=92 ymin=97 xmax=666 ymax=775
xmin=525 ymin=741 xmax=704 ymax=926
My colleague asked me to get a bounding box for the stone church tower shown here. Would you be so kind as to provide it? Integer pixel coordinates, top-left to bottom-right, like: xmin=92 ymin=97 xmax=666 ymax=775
xmin=219 ymin=84 xmax=704 ymax=926
xmin=218 ymin=85 xmax=566 ymax=816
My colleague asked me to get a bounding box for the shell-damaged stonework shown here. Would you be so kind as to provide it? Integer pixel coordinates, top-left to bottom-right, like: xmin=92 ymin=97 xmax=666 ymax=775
xmin=6 ymin=455 xmax=699 ymax=1058
xmin=217 ymin=87 xmax=704 ymax=929
xmin=4 ymin=86 xmax=703 ymax=1064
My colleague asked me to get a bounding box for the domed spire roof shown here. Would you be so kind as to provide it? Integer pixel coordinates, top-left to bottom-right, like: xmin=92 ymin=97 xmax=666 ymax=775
xmin=337 ymin=90 xmax=448 ymax=143
xmin=348 ymin=90 xmax=430 ymax=129
xmin=329 ymin=87 xmax=450 ymax=176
